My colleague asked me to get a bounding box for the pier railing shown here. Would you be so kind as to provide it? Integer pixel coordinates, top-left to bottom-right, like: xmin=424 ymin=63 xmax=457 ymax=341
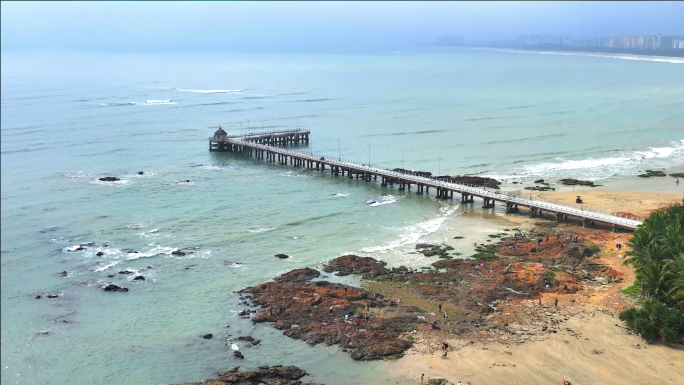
xmin=225 ymin=128 xmax=310 ymax=139
xmin=224 ymin=136 xmax=644 ymax=228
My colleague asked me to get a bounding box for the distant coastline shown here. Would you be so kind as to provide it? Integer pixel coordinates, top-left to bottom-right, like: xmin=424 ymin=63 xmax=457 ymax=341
xmin=426 ymin=43 xmax=684 ymax=59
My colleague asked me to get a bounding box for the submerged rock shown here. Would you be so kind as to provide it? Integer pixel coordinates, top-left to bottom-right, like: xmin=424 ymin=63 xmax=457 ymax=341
xmin=58 ymin=271 xmax=67 ymax=277
xmin=170 ymin=365 xmax=311 ymax=385
xmin=233 ymin=351 xmax=244 ymax=359
xmin=202 ymin=333 xmax=213 ymax=339
xmin=98 ymin=176 xmax=120 ymax=182
xmin=274 ymin=253 xmax=290 ymax=259
xmin=171 ymin=249 xmax=186 ymax=256
xmin=137 ymin=171 xmax=144 ymax=175
xmin=133 ymin=275 xmax=145 ymax=281
xmin=96 ymin=251 xmax=104 ymax=256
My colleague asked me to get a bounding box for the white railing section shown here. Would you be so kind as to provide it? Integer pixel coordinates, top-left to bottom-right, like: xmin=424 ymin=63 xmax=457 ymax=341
xmin=219 ymin=135 xmax=643 ymax=228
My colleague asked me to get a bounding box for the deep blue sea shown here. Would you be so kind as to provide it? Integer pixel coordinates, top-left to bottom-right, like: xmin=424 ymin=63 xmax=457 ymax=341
xmin=2 ymin=46 xmax=683 ymax=384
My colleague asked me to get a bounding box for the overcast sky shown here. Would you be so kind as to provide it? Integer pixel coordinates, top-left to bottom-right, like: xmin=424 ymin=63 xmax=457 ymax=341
xmin=2 ymin=1 xmax=683 ymax=52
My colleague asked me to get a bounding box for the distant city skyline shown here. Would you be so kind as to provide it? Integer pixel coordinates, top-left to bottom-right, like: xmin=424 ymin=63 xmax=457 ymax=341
xmin=2 ymin=1 xmax=683 ymax=52
xmin=437 ymin=33 xmax=684 ymax=51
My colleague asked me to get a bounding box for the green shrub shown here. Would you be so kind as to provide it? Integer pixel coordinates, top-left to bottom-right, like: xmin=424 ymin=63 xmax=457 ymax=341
xmin=620 ymin=284 xmax=640 ymax=298
xmin=587 ymin=243 xmax=601 ymax=252
xmin=618 ymin=299 xmax=684 ymax=345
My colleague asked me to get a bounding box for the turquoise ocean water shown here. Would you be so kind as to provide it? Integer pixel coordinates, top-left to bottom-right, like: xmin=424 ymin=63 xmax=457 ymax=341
xmin=2 ymin=47 xmax=683 ymax=384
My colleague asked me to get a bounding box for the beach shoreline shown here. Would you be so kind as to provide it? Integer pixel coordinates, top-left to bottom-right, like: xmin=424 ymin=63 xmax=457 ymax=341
xmin=380 ymin=175 xmax=684 ymax=385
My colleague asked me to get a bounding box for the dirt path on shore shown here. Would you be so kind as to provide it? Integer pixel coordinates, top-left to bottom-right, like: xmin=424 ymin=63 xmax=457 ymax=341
xmin=388 ymin=307 xmax=684 ymax=385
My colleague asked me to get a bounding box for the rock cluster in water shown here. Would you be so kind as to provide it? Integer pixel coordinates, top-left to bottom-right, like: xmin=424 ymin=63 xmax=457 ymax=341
xmin=171 ymin=365 xmax=318 ymax=385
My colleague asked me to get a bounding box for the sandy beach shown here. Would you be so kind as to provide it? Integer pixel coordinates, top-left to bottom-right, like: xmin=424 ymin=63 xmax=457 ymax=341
xmin=385 ymin=177 xmax=684 ymax=385
xmin=388 ymin=307 xmax=684 ymax=385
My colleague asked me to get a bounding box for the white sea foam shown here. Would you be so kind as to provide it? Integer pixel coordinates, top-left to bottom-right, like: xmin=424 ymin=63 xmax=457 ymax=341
xmin=93 ymin=262 xmax=118 ymax=272
xmin=361 ymin=204 xmax=456 ymax=254
xmin=177 ymin=89 xmax=244 ymax=94
xmin=369 ymin=195 xmax=398 ymax=207
xmin=332 ymin=193 xmax=350 ymax=197
xmin=139 ymin=100 xmax=177 ymax=105
xmin=482 ymin=48 xmax=684 ymax=64
xmin=124 ymin=244 xmax=177 ymax=260
xmin=486 ymin=140 xmax=684 ymax=182
xmin=249 ymin=227 xmax=277 ymax=233
xmin=137 ymin=229 xmax=168 ymax=239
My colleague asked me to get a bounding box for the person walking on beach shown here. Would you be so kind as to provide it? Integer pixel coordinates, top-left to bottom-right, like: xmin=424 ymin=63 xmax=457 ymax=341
xmin=538 ymin=297 xmax=542 ymax=308
xmin=438 ymin=303 xmax=442 ymax=313
xmin=444 ymin=311 xmax=448 ymax=320
xmin=329 ymin=305 xmax=334 ymax=315
xmin=560 ymin=241 xmax=564 ymax=249
xmin=421 ymin=374 xmax=424 ymax=384
xmin=344 ymin=284 xmax=348 ymax=292
xmin=554 ymin=298 xmax=558 ymax=308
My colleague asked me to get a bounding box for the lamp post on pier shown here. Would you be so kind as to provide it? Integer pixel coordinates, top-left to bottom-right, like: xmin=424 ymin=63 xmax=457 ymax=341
xmin=338 ymin=139 xmax=341 ymax=161
xmin=438 ymin=156 xmax=442 ymax=177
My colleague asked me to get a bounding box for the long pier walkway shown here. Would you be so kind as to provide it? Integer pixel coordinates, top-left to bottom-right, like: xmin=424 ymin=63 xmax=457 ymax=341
xmin=209 ymin=129 xmax=642 ymax=230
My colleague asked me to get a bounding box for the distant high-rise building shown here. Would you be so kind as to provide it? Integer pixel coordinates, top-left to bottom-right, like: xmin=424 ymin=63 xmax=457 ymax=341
xmin=622 ymin=36 xmax=636 ymax=48
xmin=675 ymin=40 xmax=684 ymax=49
xmin=562 ymin=36 xmax=573 ymax=46
xmin=572 ymin=39 xmax=584 ymax=47
xmin=600 ymin=37 xmax=612 ymax=47
xmin=658 ymin=35 xmax=675 ymax=49
xmin=585 ymin=37 xmax=599 ymax=47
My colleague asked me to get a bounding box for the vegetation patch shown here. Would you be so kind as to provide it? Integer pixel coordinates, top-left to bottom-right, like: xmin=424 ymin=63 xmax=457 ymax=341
xmin=620 ymin=198 xmax=684 ymax=343
xmin=620 ymin=284 xmax=640 ymax=298
xmin=619 ymin=299 xmax=684 ymax=345
xmin=587 ymin=243 xmax=601 ymax=252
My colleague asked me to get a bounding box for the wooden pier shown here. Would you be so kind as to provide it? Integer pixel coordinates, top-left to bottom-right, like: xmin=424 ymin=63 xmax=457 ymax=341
xmin=209 ymin=129 xmax=642 ymax=230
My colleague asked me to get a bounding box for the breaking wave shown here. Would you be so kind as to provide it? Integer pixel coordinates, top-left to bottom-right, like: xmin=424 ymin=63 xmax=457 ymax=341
xmin=485 ymin=140 xmax=684 ymax=181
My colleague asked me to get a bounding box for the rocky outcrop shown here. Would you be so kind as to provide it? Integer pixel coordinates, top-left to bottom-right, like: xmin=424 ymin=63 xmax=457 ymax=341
xmin=322 ymin=255 xmax=389 ymax=278
xmin=559 ymin=178 xmax=594 ymax=186
xmin=240 ymin=278 xmax=415 ymax=361
xmin=415 ymin=244 xmax=453 ymax=257
xmin=171 ymin=365 xmax=314 ymax=385
xmin=638 ymin=170 xmax=666 ymax=178
xmin=171 ymin=250 xmax=186 ymax=256
xmin=133 ymin=275 xmax=145 ymax=281
xmin=274 ymin=254 xmax=290 ymax=259
xmin=102 ymin=283 xmax=128 ymax=292
xmin=98 ymin=177 xmax=120 ymax=182
xmin=274 ymin=268 xmax=320 ymax=283
xmin=444 ymin=175 xmax=501 ymax=188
